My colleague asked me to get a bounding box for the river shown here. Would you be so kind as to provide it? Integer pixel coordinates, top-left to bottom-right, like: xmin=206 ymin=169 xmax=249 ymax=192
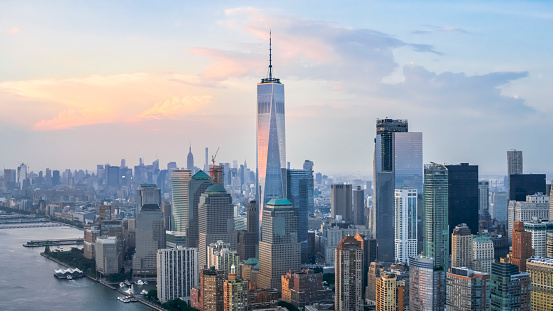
xmin=0 ymin=225 xmax=154 ymax=311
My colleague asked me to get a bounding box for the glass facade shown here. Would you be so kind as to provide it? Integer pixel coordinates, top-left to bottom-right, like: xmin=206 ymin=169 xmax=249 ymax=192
xmin=257 ymin=81 xmax=286 ymax=232
xmin=446 ymin=163 xmax=479 ymax=237
xmin=423 ymin=163 xmax=449 ymax=270
xmin=394 ymin=188 xmax=418 ymax=264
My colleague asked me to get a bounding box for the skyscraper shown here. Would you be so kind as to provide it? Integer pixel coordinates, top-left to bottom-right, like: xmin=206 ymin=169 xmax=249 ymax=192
xmin=472 ymin=236 xmax=494 ymax=274
xmin=331 ymin=184 xmax=353 ymax=222
xmin=507 ymin=149 xmax=523 ymax=176
xmin=287 ymin=167 xmax=313 ymax=263
xmin=446 ymin=267 xmax=490 ymax=311
xmin=409 ymin=256 xmax=446 ymax=311
xmin=372 ymin=118 xmax=422 ymax=263
xmin=170 ymin=169 xmax=192 ymax=233
xmin=509 ymin=174 xmax=546 ymax=201
xmin=335 ymin=235 xmax=364 ymax=311
xmin=508 ymin=194 xmax=550 ymax=241
xmin=451 ymin=223 xmax=473 ymax=269
xmin=446 ymin=163 xmax=479 ymax=237
xmin=353 ymin=186 xmax=365 ymax=226
xmin=511 ymin=221 xmax=533 ymax=272
xmin=188 ymin=170 xmax=213 ymax=248
xmin=257 ymin=33 xmax=286 ymax=230
xmin=423 ymin=163 xmax=449 ymax=270
xmin=198 ymin=184 xmax=235 ymax=270
xmin=187 ymin=145 xmax=194 ymax=171
xmin=394 ymin=188 xmax=418 ymax=264
xmin=258 ymin=198 xmax=300 ymax=291
xmin=236 ymin=200 xmax=258 ymax=261
xmin=376 ymin=271 xmax=403 ymax=311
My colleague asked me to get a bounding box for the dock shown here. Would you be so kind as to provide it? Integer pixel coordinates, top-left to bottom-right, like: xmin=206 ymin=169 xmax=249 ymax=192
xmin=24 ymin=238 xmax=84 ymax=247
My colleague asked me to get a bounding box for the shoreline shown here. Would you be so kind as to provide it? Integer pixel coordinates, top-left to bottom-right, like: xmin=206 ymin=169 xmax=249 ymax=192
xmin=41 ymin=252 xmax=165 ymax=310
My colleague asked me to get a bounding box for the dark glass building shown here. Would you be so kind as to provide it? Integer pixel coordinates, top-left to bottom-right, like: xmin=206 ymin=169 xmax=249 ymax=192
xmin=446 ymin=163 xmax=479 ymax=238
xmin=509 ymin=173 xmax=546 ymax=201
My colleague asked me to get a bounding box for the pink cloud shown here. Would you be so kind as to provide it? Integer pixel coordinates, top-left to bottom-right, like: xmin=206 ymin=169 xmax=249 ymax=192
xmin=136 ymin=96 xmax=211 ymax=120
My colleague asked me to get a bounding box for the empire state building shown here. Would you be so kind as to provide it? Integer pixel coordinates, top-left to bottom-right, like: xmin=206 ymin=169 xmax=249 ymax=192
xmin=256 ymin=33 xmax=286 ymax=231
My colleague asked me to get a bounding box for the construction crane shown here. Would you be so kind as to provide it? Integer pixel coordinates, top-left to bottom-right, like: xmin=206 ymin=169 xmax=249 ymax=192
xmin=211 ymin=147 xmax=220 ymax=166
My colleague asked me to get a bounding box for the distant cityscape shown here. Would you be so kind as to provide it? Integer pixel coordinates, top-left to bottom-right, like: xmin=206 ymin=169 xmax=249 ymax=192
xmin=2 ymin=38 xmax=553 ymax=311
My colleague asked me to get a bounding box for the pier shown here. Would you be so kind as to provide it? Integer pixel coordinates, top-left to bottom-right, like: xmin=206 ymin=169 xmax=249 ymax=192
xmin=0 ymin=223 xmax=67 ymax=229
xmin=24 ymin=238 xmax=83 ymax=247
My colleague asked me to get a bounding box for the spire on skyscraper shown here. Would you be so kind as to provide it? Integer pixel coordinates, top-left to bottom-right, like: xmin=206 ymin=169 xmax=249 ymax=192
xmin=262 ymin=31 xmax=280 ymax=84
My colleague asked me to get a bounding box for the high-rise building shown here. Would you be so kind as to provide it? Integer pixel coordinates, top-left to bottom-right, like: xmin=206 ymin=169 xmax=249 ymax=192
xmin=394 ymin=188 xmax=418 ymax=264
xmin=507 ymin=150 xmax=523 ymax=176
xmin=256 ymin=34 xmax=286 ymax=230
xmin=509 ymin=174 xmax=546 ymax=201
xmin=409 ymin=256 xmax=446 ymax=311
xmin=479 ymin=180 xmax=491 ymax=226
xmin=490 ymin=191 xmax=509 ymax=224
xmin=446 ymin=267 xmax=490 ymax=311
xmin=303 ymin=160 xmax=315 ymax=214
xmin=331 ymin=184 xmax=353 ymax=222
xmin=138 ymin=184 xmax=161 ymax=213
xmin=451 ymin=223 xmax=474 ymax=268
xmin=106 ymin=165 xmax=120 ymax=188
xmin=187 ymin=145 xmax=194 ymax=171
xmin=188 ymin=170 xmax=213 ymax=248
xmin=287 ymin=168 xmax=313 ymax=263
xmin=490 ymin=262 xmax=531 ymax=311
xmin=170 ymin=169 xmax=192 ymax=233
xmin=198 ymin=185 xmax=235 ymax=270
xmin=206 ymin=240 xmax=241 ymax=279
xmin=526 ymin=257 xmax=553 ymax=311
xmin=472 ymin=236 xmax=494 ymax=274
xmin=223 ymin=266 xmax=249 ymax=311
xmin=157 ymin=247 xmax=198 ymax=303
xmin=95 ymin=236 xmax=122 ymax=276
xmin=446 ymin=163 xmax=479 ymax=238
xmin=508 ymin=194 xmax=550 ymax=241
xmin=511 ymin=221 xmax=534 ymax=272
xmin=335 ymin=235 xmax=364 ymax=311
xmin=376 ymin=271 xmax=403 ymax=311
xmin=133 ymin=185 xmax=165 ymax=277
xmin=423 ymin=163 xmax=449 ymax=270
xmin=198 ymin=267 xmax=225 ymax=311
xmin=258 ymin=199 xmax=300 ymax=290
xmin=524 ymin=220 xmax=553 ymax=258
xmin=236 ymin=200 xmax=258 ymax=261
xmin=353 ymin=186 xmax=365 ymax=226
xmin=372 ymin=118 xmax=422 ymax=263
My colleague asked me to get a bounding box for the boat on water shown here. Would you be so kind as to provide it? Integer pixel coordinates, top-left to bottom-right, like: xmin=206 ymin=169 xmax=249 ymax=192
xmin=119 ymin=282 xmax=125 ymax=288
xmin=124 ymin=280 xmax=131 ymax=286
xmin=117 ymin=296 xmax=131 ymax=303
xmin=66 ymin=275 xmax=73 ymax=280
xmin=140 ymin=290 xmax=148 ymax=295
xmin=136 ymin=279 xmax=145 ymax=286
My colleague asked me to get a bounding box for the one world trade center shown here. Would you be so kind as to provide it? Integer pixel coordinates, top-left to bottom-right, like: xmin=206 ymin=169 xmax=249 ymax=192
xmin=257 ymin=33 xmax=286 ymax=231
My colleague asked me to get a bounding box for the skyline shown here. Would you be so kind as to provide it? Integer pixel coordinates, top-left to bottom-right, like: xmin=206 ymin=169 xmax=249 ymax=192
xmin=1 ymin=1 xmax=552 ymax=177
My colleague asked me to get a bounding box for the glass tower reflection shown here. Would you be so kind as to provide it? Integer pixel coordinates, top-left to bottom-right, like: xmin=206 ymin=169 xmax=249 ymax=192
xmin=257 ymin=34 xmax=286 ymax=236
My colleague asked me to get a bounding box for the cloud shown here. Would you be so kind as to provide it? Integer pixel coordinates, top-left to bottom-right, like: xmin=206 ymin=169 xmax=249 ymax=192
xmin=0 ymin=73 xmax=213 ymax=130
xmin=412 ymin=25 xmax=470 ymax=35
xmin=8 ymin=26 xmax=20 ymax=35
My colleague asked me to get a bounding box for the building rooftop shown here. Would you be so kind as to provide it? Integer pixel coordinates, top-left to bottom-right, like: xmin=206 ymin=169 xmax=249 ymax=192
xmin=205 ymin=184 xmax=226 ymax=193
xmin=266 ymin=198 xmax=292 ymax=206
xmin=192 ymin=170 xmax=210 ymax=180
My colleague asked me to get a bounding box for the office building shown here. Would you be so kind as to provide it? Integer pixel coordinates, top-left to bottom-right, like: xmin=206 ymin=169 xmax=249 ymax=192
xmin=257 ymin=34 xmax=286 ymax=229
xmin=490 ymin=262 xmax=531 ymax=311
xmin=197 ymin=267 xmax=225 ymax=311
xmin=409 ymin=256 xmax=446 ymax=311
xmin=198 ymin=185 xmax=235 ymax=270
xmin=508 ymin=194 xmax=550 ymax=241
xmin=372 ymin=118 xmax=422 ymax=263
xmin=509 ymin=174 xmax=546 ymax=201
xmin=170 ymin=169 xmax=192 ymax=232
xmin=206 ymin=240 xmax=241 ymax=279
xmin=236 ymin=200 xmax=258 ymax=261
xmin=490 ymin=191 xmax=509 ymax=224
xmin=133 ymin=185 xmax=165 ymax=277
xmin=446 ymin=267 xmax=490 ymax=311
xmin=157 ymin=247 xmax=198 ymax=303
xmin=287 ymin=167 xmax=313 ymax=263
xmin=187 ymin=145 xmax=194 ymax=171
xmin=188 ymin=170 xmax=213 ymax=248
xmin=138 ymin=184 xmax=161 ymax=212
xmin=473 ymin=236 xmax=494 ymax=274
xmin=258 ymin=199 xmax=300 ymax=290
xmin=331 ymin=184 xmax=353 ymax=222
xmin=353 ymin=186 xmax=365 ymax=226
xmin=526 ymin=257 xmax=553 ymax=311
xmin=335 ymin=235 xmax=364 ymax=311
xmin=394 ymin=188 xmax=418 ymax=264
xmin=322 ymin=224 xmax=373 ymax=265
xmin=524 ymin=220 xmax=553 ymax=258
xmin=366 ymin=261 xmax=384 ymax=303
xmin=511 ymin=221 xmax=533 ymax=272
xmin=479 ymin=180 xmax=491 ymax=224
xmin=95 ymin=236 xmax=122 ymax=276
xmin=507 ymin=150 xmax=523 ymax=176
xmin=446 ymin=163 xmax=479 ymax=237
xmin=451 ymin=223 xmax=474 ymax=268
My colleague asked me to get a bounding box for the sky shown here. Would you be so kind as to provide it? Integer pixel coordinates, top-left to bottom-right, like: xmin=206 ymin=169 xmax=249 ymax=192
xmin=1 ymin=1 xmax=552 ymax=179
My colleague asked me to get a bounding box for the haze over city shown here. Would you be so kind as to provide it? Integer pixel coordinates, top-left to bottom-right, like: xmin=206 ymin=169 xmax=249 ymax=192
xmin=1 ymin=1 xmax=552 ymax=177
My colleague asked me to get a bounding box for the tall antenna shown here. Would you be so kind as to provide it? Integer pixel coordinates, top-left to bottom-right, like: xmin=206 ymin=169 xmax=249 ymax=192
xmin=268 ymin=30 xmax=272 ymax=80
